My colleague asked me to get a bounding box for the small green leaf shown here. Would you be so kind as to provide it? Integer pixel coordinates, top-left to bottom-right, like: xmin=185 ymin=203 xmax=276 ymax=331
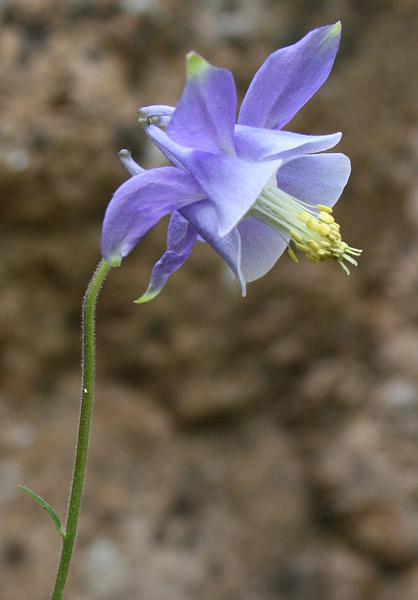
xmin=19 ymin=484 xmax=65 ymax=538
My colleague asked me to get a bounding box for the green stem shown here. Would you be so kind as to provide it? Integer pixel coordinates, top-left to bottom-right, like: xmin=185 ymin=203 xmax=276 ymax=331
xmin=51 ymin=258 xmax=111 ymax=600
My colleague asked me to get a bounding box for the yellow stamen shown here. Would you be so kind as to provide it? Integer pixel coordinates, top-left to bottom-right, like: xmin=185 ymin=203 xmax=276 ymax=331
xmin=287 ymin=247 xmax=299 ymax=263
xmin=290 ymin=229 xmax=303 ymax=243
xmin=295 ymin=242 xmax=310 ymax=253
xmin=316 ymin=204 xmax=333 ymax=214
xmin=307 ymin=240 xmax=320 ymax=251
xmin=318 ymin=223 xmax=331 ymax=236
xmin=297 ymin=211 xmax=310 ymax=223
xmin=318 ymin=211 xmax=335 ymax=224
xmin=307 ymin=218 xmax=321 ymax=232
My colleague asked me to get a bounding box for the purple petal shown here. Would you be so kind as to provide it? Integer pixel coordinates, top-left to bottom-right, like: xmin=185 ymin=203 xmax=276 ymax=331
xmin=276 ymin=152 xmax=351 ymax=208
xmin=234 ymin=125 xmax=341 ymax=163
xmin=101 ymin=167 xmax=204 ymax=266
xmin=167 ymin=52 xmax=237 ymax=155
xmin=238 ymin=218 xmax=287 ymax=282
xmin=180 ymin=200 xmax=246 ymax=295
xmin=238 ymin=23 xmax=341 ymax=130
xmin=136 ymin=212 xmax=197 ymax=303
xmin=146 ymin=125 xmax=282 ymax=237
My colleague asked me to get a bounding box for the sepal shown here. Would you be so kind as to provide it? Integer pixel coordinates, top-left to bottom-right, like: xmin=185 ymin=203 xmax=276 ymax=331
xmin=186 ymin=51 xmax=210 ymax=78
xmin=134 ymin=287 xmax=160 ymax=304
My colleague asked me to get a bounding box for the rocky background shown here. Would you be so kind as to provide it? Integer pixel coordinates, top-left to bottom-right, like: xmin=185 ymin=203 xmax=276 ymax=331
xmin=1 ymin=0 xmax=418 ymax=599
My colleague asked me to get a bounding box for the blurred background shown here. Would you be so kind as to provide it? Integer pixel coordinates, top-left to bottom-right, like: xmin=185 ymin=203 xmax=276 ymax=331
xmin=1 ymin=0 xmax=418 ymax=598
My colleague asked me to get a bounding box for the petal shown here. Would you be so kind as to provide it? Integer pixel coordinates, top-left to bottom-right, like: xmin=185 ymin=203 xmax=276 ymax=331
xmin=136 ymin=212 xmax=197 ymax=303
xmin=276 ymin=152 xmax=351 ymax=208
xmin=146 ymin=125 xmax=282 ymax=237
xmin=166 ymin=52 xmax=237 ymax=155
xmin=234 ymin=125 xmax=341 ymax=163
xmin=145 ymin=123 xmax=193 ymax=169
xmin=138 ymin=105 xmax=175 ymax=127
xmin=101 ymin=167 xmax=204 ymax=266
xmin=238 ymin=23 xmax=341 ymax=130
xmin=180 ymin=200 xmax=246 ymax=296
xmin=118 ymin=149 xmax=145 ymax=176
xmin=238 ymin=218 xmax=287 ymax=282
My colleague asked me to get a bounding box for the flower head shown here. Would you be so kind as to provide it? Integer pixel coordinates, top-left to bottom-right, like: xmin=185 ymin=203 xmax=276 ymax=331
xmin=101 ymin=22 xmax=361 ymax=302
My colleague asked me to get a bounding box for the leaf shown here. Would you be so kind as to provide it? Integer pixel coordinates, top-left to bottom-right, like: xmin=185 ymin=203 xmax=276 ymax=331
xmin=19 ymin=484 xmax=65 ymax=538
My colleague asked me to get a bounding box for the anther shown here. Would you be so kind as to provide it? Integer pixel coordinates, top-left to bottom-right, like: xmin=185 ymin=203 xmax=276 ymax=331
xmin=307 ymin=218 xmax=321 ymax=233
xmin=298 ymin=211 xmax=310 ymax=223
xmin=316 ymin=204 xmax=333 ymax=214
xmin=290 ymin=230 xmax=303 ymax=243
xmin=318 ymin=223 xmax=331 ymax=236
xmin=288 ymin=247 xmax=299 ymax=263
xmin=307 ymin=240 xmax=320 ymax=251
xmin=318 ymin=211 xmax=335 ymax=224
xmin=295 ymin=242 xmax=310 ymax=253
xmin=316 ymin=249 xmax=328 ymax=258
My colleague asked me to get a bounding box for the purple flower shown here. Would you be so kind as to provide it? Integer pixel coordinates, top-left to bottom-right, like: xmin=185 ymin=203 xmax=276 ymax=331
xmin=101 ymin=22 xmax=361 ymax=302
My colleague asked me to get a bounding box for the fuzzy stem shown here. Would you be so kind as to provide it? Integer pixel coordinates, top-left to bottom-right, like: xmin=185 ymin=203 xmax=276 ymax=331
xmin=51 ymin=258 xmax=111 ymax=600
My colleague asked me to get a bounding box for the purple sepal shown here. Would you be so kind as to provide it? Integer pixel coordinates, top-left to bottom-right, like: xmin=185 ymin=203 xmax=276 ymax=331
xmin=145 ymin=125 xmax=281 ymax=237
xmin=238 ymin=23 xmax=341 ymax=130
xmin=136 ymin=212 xmax=198 ymax=303
xmin=234 ymin=125 xmax=341 ymax=163
xmin=180 ymin=200 xmax=246 ymax=295
xmin=167 ymin=56 xmax=237 ymax=155
xmin=101 ymin=167 xmax=204 ymax=266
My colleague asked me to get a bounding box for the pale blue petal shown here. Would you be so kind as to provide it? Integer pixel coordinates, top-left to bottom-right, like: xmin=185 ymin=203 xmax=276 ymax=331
xmin=238 ymin=218 xmax=287 ymax=282
xmin=238 ymin=23 xmax=341 ymax=130
xmin=276 ymin=152 xmax=351 ymax=208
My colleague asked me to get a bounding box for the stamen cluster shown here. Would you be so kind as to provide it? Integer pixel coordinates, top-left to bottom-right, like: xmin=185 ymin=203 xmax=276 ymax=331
xmin=289 ymin=205 xmax=361 ymax=274
xmin=249 ymin=188 xmax=362 ymax=275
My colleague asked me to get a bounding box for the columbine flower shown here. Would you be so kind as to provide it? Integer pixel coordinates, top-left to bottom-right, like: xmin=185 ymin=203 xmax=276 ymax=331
xmin=101 ymin=22 xmax=361 ymax=302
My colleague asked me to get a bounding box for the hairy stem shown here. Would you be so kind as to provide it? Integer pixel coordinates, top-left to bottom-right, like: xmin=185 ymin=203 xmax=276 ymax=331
xmin=51 ymin=258 xmax=110 ymax=600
